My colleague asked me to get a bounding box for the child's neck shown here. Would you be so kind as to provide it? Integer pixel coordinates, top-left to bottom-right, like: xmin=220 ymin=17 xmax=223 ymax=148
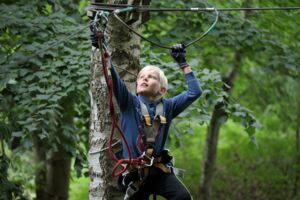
xmin=140 ymin=95 xmax=161 ymax=103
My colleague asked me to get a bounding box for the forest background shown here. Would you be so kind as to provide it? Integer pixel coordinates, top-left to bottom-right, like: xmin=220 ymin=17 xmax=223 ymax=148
xmin=1 ymin=0 xmax=299 ymax=200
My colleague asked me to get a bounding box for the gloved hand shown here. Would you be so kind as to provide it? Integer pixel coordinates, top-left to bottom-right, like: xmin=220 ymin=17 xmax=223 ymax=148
xmin=90 ymin=33 xmax=99 ymax=48
xmin=170 ymin=43 xmax=188 ymax=68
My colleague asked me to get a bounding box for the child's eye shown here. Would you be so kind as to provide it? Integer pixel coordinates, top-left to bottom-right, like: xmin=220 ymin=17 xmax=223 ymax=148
xmin=149 ymin=75 xmax=157 ymax=79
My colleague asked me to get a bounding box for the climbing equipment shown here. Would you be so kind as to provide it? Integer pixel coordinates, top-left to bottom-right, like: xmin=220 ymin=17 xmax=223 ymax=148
xmin=88 ymin=3 xmax=300 ymax=12
xmin=87 ymin=3 xmax=300 ymax=49
xmin=91 ymin=11 xmax=132 ymax=176
xmin=111 ymin=99 xmax=170 ymax=176
xmin=139 ymin=100 xmax=166 ymax=149
xmin=5 ymin=4 xmax=300 ymax=70
xmin=88 ymin=5 xmax=219 ymax=49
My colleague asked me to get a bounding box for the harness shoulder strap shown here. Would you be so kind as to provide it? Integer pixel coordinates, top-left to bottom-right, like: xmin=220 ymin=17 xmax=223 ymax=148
xmin=139 ymin=100 xmax=167 ymax=125
xmin=139 ymin=100 xmax=166 ymax=148
xmin=140 ymin=101 xmax=152 ymax=126
xmin=155 ymin=102 xmax=166 ymax=124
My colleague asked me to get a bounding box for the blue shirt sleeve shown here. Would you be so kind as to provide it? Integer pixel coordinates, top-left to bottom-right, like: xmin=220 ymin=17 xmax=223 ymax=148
xmin=110 ymin=63 xmax=134 ymax=111
xmin=170 ymin=71 xmax=202 ymax=118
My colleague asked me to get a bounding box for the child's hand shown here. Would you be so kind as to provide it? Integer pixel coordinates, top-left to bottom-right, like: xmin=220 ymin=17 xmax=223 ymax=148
xmin=90 ymin=33 xmax=99 ymax=48
xmin=170 ymin=44 xmax=188 ymax=68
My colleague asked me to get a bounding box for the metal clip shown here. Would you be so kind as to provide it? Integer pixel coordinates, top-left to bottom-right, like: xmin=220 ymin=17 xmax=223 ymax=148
xmin=141 ymin=151 xmax=154 ymax=167
xmin=93 ymin=11 xmax=109 ymax=33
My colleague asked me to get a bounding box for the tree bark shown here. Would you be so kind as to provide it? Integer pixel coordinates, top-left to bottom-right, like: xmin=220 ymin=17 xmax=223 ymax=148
xmin=89 ymin=0 xmax=148 ymax=199
xmin=33 ymin=96 xmax=74 ymax=200
xmin=33 ymin=135 xmax=47 ymax=200
xmin=45 ymin=150 xmax=71 ymax=200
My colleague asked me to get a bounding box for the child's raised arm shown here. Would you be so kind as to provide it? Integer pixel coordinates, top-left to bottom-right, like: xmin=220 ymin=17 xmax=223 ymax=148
xmin=109 ymin=60 xmax=133 ymax=111
xmin=169 ymin=44 xmax=202 ymax=118
xmin=90 ymin=33 xmax=133 ymax=111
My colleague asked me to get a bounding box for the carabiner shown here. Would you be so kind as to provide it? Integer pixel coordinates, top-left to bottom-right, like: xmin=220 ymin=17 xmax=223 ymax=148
xmin=141 ymin=152 xmax=154 ymax=167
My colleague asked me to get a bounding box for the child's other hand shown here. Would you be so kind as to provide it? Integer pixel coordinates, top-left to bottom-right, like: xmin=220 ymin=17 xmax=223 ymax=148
xmin=170 ymin=44 xmax=187 ymax=67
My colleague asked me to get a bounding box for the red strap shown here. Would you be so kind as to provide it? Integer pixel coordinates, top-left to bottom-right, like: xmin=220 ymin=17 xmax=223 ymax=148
xmin=97 ymin=37 xmax=133 ymax=176
xmin=111 ymin=156 xmax=149 ymax=177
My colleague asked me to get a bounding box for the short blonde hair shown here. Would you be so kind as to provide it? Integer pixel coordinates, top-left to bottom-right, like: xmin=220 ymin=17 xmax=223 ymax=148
xmin=138 ymin=65 xmax=168 ymax=90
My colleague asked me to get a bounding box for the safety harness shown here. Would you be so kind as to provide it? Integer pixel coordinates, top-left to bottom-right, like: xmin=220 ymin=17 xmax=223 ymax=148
xmin=120 ymin=100 xmax=174 ymax=200
xmin=139 ymin=100 xmax=166 ymax=149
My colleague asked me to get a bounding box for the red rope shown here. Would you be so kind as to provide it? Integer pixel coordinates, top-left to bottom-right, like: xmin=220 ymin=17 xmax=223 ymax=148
xmin=98 ymin=36 xmax=148 ymax=177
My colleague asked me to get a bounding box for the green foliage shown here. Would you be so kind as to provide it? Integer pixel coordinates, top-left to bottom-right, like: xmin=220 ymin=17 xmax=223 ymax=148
xmin=0 ymin=0 xmax=90 ymax=197
xmin=141 ymin=0 xmax=262 ymax=144
xmin=0 ymin=0 xmax=90 ymax=150
xmin=1 ymin=0 xmax=300 ymax=199
xmin=212 ymin=120 xmax=299 ymax=200
xmin=69 ymin=176 xmax=89 ymax=200
xmin=0 ymin=154 xmax=27 ymax=200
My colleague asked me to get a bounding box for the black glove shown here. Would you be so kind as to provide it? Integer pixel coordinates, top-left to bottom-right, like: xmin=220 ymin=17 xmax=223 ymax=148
xmin=170 ymin=44 xmax=188 ymax=68
xmin=89 ymin=22 xmax=100 ymax=48
xmin=90 ymin=33 xmax=99 ymax=48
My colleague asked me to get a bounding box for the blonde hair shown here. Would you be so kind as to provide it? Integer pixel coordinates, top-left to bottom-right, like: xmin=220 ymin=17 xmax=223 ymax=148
xmin=138 ymin=65 xmax=168 ymax=90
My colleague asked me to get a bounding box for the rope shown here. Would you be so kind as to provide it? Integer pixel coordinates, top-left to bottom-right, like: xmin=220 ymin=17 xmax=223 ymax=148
xmin=96 ymin=36 xmax=133 ymax=175
xmin=112 ymin=7 xmax=219 ymax=49
xmin=185 ymin=8 xmax=219 ymax=48
xmin=93 ymin=12 xmax=168 ymax=177
xmin=89 ymin=139 xmax=121 ymax=155
xmin=97 ymin=39 xmax=157 ymax=176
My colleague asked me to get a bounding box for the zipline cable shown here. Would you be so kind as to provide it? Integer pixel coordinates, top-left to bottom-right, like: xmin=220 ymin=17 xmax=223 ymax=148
xmin=88 ymin=3 xmax=300 ymax=12
xmin=112 ymin=7 xmax=219 ymax=49
xmin=3 ymin=4 xmax=300 ymax=70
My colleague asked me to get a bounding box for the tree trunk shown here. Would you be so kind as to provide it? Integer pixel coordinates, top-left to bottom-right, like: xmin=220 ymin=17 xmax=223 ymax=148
xmin=88 ymin=0 xmax=148 ymax=199
xmin=45 ymin=150 xmax=71 ymax=200
xmin=33 ymin=96 xmax=74 ymax=200
xmin=198 ymin=52 xmax=241 ymax=200
xmin=33 ymin=135 xmax=47 ymax=200
xmin=198 ymin=0 xmax=252 ymax=199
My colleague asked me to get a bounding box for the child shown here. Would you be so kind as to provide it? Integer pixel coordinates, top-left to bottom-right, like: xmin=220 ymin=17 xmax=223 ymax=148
xmin=93 ymin=36 xmax=201 ymax=199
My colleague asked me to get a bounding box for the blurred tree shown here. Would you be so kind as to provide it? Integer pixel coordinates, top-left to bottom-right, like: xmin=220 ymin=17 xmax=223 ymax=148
xmin=0 ymin=0 xmax=90 ymax=199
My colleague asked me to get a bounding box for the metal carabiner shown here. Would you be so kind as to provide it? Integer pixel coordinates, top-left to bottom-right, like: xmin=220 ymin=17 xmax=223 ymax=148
xmin=141 ymin=151 xmax=154 ymax=167
xmin=93 ymin=10 xmax=109 ymax=32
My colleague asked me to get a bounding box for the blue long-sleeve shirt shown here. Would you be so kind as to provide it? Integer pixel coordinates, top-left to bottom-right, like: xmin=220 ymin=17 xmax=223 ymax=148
xmin=110 ymin=65 xmax=202 ymax=158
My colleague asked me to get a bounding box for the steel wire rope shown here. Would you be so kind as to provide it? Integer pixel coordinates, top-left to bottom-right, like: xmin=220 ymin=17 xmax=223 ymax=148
xmin=112 ymin=7 xmax=219 ymax=49
xmin=88 ymin=3 xmax=300 ymax=12
xmin=2 ymin=20 xmax=99 ymax=71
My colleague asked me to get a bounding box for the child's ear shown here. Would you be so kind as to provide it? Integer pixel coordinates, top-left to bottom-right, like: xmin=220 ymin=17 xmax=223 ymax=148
xmin=159 ymin=87 xmax=167 ymax=95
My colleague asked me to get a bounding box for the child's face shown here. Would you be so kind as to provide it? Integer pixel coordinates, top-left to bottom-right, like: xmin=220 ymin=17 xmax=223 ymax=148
xmin=136 ymin=70 xmax=166 ymax=99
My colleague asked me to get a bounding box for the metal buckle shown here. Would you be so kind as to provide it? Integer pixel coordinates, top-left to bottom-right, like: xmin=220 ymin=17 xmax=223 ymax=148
xmin=124 ymin=182 xmax=138 ymax=199
xmin=141 ymin=151 xmax=154 ymax=167
xmin=93 ymin=11 xmax=109 ymax=33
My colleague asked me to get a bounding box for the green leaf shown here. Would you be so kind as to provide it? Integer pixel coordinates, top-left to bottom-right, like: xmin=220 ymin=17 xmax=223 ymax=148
xmin=35 ymin=94 xmax=51 ymax=100
xmin=0 ymin=122 xmax=11 ymax=140
xmin=12 ymin=131 xmax=22 ymax=137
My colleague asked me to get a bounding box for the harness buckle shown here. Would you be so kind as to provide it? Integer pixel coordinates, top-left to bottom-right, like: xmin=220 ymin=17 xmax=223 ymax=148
xmin=143 ymin=114 xmax=152 ymax=126
xmin=124 ymin=182 xmax=139 ymax=200
xmin=158 ymin=115 xmax=167 ymax=124
xmin=141 ymin=151 xmax=154 ymax=167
